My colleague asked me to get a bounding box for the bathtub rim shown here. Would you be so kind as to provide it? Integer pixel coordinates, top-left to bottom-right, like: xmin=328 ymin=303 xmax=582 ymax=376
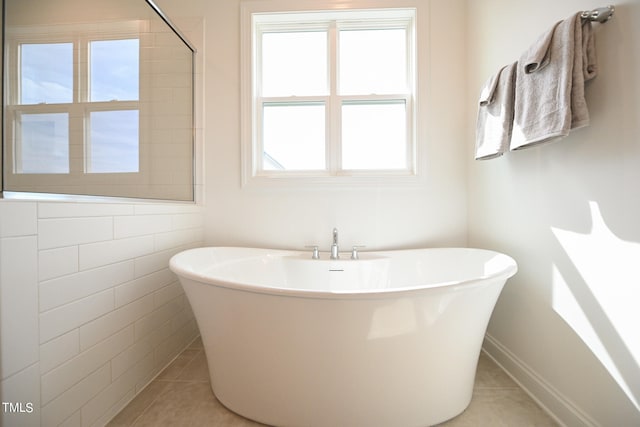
xmin=170 ymin=246 xmax=518 ymax=300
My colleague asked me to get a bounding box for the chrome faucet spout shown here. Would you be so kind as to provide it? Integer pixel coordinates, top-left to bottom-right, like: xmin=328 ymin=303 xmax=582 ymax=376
xmin=330 ymin=228 xmax=339 ymax=259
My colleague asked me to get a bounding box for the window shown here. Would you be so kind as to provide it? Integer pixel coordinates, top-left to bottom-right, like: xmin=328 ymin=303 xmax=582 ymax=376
xmin=9 ymin=38 xmax=140 ymax=175
xmin=242 ymin=5 xmax=416 ymax=184
xmin=3 ymin=0 xmax=196 ymax=201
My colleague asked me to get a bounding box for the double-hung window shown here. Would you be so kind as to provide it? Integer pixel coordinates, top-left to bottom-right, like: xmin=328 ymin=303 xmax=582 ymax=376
xmin=6 ymin=34 xmax=139 ymax=177
xmin=3 ymin=4 xmax=196 ymax=201
xmin=243 ymin=6 xmax=416 ymax=183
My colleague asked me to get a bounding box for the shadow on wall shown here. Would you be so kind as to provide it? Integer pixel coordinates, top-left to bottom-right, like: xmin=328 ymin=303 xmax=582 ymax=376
xmin=472 ymin=1 xmax=640 ymax=423
xmin=545 ymin=4 xmax=640 ymax=411
xmin=550 ymin=204 xmax=640 ymax=412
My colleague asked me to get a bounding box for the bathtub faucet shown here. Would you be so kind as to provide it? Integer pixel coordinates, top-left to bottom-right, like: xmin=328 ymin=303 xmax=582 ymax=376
xmin=330 ymin=228 xmax=339 ymax=259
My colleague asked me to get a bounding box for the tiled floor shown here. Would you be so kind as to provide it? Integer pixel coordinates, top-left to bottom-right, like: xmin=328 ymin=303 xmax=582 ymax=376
xmin=108 ymin=337 xmax=558 ymax=426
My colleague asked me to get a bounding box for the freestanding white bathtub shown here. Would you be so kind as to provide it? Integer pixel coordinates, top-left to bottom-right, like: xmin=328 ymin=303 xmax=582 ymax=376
xmin=170 ymin=247 xmax=517 ymax=427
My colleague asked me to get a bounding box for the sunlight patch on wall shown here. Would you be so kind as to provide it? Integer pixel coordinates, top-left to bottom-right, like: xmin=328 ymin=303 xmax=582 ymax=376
xmin=551 ymin=201 xmax=640 ymax=410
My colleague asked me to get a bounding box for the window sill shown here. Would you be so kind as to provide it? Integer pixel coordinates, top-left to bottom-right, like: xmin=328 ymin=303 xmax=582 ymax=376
xmin=241 ymin=171 xmax=425 ymax=190
xmin=1 ymin=191 xmax=199 ymax=205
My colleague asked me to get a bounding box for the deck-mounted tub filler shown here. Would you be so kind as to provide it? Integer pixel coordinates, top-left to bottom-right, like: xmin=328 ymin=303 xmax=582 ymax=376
xmin=170 ymin=232 xmax=517 ymax=427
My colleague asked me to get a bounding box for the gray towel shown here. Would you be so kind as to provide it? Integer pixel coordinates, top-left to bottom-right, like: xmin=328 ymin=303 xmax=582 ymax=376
xmin=475 ymin=62 xmax=517 ymax=160
xmin=510 ymin=12 xmax=597 ymax=150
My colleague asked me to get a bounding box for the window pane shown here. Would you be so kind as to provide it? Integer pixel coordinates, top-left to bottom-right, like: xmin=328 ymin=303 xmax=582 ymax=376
xmin=339 ymin=29 xmax=407 ymax=95
xmin=341 ymin=102 xmax=406 ymax=170
xmin=88 ymin=110 xmax=139 ymax=173
xmin=21 ymin=43 xmax=73 ymax=104
xmin=261 ymin=31 xmax=327 ymax=97
xmin=263 ymin=104 xmax=325 ymax=170
xmin=17 ymin=113 xmax=69 ymax=173
xmin=90 ymin=39 xmax=139 ymax=102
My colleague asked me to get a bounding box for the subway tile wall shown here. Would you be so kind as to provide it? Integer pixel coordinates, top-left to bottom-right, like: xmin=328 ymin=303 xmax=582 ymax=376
xmin=0 ymin=199 xmax=204 ymax=427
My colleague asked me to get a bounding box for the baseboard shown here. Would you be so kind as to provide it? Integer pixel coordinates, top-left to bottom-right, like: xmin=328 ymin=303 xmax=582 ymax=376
xmin=482 ymin=334 xmax=600 ymax=427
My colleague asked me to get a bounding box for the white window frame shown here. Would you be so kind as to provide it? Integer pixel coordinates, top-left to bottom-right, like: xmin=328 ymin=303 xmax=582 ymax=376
xmin=4 ymin=28 xmax=141 ymax=179
xmin=240 ymin=0 xmax=424 ymax=188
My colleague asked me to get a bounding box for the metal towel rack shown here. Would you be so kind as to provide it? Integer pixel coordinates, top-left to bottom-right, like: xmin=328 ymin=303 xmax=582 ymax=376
xmin=581 ymin=5 xmax=615 ymax=23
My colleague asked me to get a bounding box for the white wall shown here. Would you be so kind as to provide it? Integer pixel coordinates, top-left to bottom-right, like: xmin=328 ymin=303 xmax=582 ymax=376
xmin=0 ymin=199 xmax=204 ymax=426
xmin=188 ymin=0 xmax=469 ymax=252
xmin=467 ymin=1 xmax=640 ymax=425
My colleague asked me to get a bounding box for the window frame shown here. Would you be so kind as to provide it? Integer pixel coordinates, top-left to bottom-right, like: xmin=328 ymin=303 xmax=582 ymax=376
xmin=4 ymin=30 xmax=142 ymax=185
xmin=241 ymin=1 xmax=421 ymax=188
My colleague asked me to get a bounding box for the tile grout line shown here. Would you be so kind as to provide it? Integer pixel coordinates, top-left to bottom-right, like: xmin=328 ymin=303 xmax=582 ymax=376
xmin=130 ymin=347 xmax=206 ymax=426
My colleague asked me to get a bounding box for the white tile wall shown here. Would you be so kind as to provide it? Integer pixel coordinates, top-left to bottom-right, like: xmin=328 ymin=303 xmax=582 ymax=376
xmin=40 ymin=363 xmax=112 ymax=427
xmin=0 ymin=199 xmax=204 ymax=427
xmin=39 ymin=330 xmax=80 ymax=374
xmin=0 ymin=201 xmax=37 ymax=237
xmin=38 ymin=217 xmax=114 ymax=250
xmin=41 ymin=326 xmax=135 ymax=405
xmin=0 ymin=364 xmax=41 ymax=427
xmin=39 ymin=246 xmax=80 ymax=282
xmin=0 ymin=235 xmax=39 ymax=379
xmin=79 ymin=235 xmax=156 ymax=271
xmin=40 ymin=290 xmax=115 ymax=344
xmin=40 ymin=261 xmax=135 ymax=312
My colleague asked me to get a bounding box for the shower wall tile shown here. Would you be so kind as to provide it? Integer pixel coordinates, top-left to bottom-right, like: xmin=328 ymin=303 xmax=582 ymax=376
xmin=0 ymin=201 xmax=37 ymax=237
xmin=134 ymin=202 xmax=202 ymax=215
xmin=38 ymin=217 xmax=113 ymax=249
xmin=154 ymin=282 xmax=185 ymax=308
xmin=40 ymin=363 xmax=111 ymax=427
xmin=0 ymin=236 xmax=39 ymax=379
xmin=38 ymin=217 xmax=114 ymax=250
xmin=114 ymin=214 xmax=173 ymax=239
xmin=81 ymin=352 xmax=154 ymax=427
xmin=111 ymin=335 xmax=155 ymax=380
xmin=79 ymin=294 xmax=155 ymax=351
xmin=134 ymin=247 xmax=182 ymax=278
xmin=41 ymin=326 xmax=134 ymax=405
xmin=0 ymin=363 xmax=41 ymax=427
xmin=39 ymin=330 xmax=80 ymax=374
xmin=38 ymin=202 xmax=134 ymax=218
xmin=79 ymin=235 xmax=155 ymax=270
xmin=38 ymin=246 xmax=79 ymax=282
xmin=134 ymin=295 xmax=184 ymax=341
xmin=39 ymin=289 xmax=115 ymax=344
xmin=39 ymin=261 xmax=134 ymax=312
xmin=0 ymin=198 xmax=204 ymax=427
xmin=114 ymin=268 xmax=175 ymax=308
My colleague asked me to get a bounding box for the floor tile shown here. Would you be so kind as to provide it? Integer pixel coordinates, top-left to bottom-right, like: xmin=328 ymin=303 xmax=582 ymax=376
xmin=177 ymin=350 xmax=210 ymax=382
xmin=155 ymin=348 xmax=201 ymax=381
xmin=110 ymin=339 xmax=557 ymax=427
xmin=106 ymin=381 xmax=170 ymax=427
xmin=131 ymin=382 xmax=264 ymax=427
xmin=439 ymin=388 xmax=558 ymax=426
xmin=474 ymin=353 xmax=520 ymax=389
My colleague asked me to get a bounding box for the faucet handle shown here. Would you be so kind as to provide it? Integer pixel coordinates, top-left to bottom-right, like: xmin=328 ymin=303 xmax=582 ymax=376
xmin=304 ymin=245 xmax=320 ymax=259
xmin=351 ymin=245 xmax=366 ymax=260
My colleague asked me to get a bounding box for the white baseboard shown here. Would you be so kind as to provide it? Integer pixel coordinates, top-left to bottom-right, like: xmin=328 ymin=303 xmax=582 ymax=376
xmin=482 ymin=334 xmax=600 ymax=427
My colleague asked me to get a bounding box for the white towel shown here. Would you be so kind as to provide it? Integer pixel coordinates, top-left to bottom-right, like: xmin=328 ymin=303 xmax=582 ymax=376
xmin=510 ymin=12 xmax=597 ymax=150
xmin=475 ymin=62 xmax=517 ymax=160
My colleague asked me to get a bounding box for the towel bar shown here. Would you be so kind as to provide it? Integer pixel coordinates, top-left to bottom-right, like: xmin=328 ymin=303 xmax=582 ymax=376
xmin=581 ymin=5 xmax=615 ymax=23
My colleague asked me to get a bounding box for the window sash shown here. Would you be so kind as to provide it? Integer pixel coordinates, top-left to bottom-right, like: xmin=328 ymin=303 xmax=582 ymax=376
xmin=252 ymin=13 xmax=415 ymax=178
xmin=5 ymin=36 xmax=140 ymax=177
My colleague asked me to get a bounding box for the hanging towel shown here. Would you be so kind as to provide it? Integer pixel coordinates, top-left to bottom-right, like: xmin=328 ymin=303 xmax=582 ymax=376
xmin=510 ymin=12 xmax=597 ymax=150
xmin=475 ymin=62 xmax=517 ymax=160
